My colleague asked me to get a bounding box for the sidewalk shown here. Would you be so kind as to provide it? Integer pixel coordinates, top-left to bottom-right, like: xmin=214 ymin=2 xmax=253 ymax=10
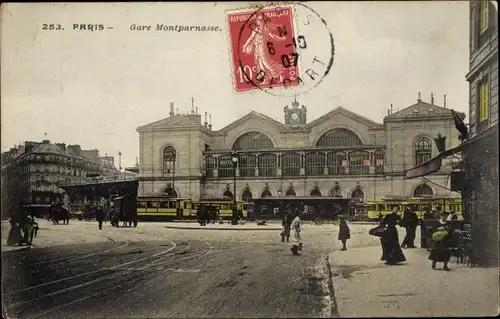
xmin=164 ymin=222 xmax=282 ymax=231
xmin=328 ymin=246 xmax=499 ymax=317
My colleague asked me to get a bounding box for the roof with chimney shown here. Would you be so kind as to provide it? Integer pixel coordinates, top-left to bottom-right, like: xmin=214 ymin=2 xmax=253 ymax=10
xmin=384 ymin=94 xmax=465 ymax=120
xmin=3 ymin=140 xmax=101 ymax=163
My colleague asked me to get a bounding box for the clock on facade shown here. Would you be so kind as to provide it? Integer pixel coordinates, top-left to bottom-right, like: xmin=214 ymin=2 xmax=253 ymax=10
xmin=291 ymin=112 xmax=299 ymax=121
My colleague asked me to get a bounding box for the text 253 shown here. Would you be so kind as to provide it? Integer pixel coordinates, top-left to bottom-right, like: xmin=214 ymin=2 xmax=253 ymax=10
xmin=42 ymin=24 xmax=63 ymax=31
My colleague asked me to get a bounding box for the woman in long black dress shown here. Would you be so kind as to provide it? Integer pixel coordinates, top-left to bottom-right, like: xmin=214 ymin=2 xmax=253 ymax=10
xmin=380 ymin=207 xmax=406 ymax=265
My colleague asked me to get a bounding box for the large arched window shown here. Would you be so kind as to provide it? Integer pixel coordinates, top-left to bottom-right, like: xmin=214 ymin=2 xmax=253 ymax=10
xmin=223 ymin=190 xmax=234 ymax=200
xmin=261 ymin=189 xmax=272 ymax=198
xmin=242 ymin=189 xmax=253 ymax=202
xmin=350 ymin=188 xmax=364 ymax=201
xmin=413 ymin=183 xmax=433 ymax=197
xmin=327 ymin=152 xmax=347 ymax=175
xmin=163 ymin=186 xmax=178 ymax=198
xmin=162 ymin=147 xmax=176 ymax=175
xmin=205 ymin=155 xmax=215 ymax=177
xmin=415 ymin=137 xmax=432 ymax=166
xmin=285 ymin=188 xmax=296 ymax=196
xmin=348 ymin=151 xmax=370 ymax=175
xmin=258 ymin=153 xmax=277 ymax=177
xmin=233 ymin=132 xmax=274 ymax=150
xmin=329 ymin=186 xmax=343 ymax=198
xmin=239 ymin=154 xmax=256 ymax=177
xmin=218 ymin=154 xmax=234 ymax=178
xmin=374 ymin=149 xmax=385 ymax=174
xmin=310 ymin=188 xmax=322 ymax=196
xmin=316 ymin=128 xmax=363 ymax=147
xmin=305 ymin=152 xmax=326 ymax=176
xmin=282 ymin=152 xmax=301 ymax=177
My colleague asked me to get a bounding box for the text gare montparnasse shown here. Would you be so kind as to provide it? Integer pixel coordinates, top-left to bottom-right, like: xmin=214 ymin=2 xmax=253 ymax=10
xmin=130 ymin=24 xmax=220 ymax=32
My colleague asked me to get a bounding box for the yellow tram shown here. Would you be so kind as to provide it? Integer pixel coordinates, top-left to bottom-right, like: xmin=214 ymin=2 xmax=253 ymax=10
xmin=135 ymin=195 xmax=248 ymax=221
xmin=367 ymin=196 xmax=463 ymax=221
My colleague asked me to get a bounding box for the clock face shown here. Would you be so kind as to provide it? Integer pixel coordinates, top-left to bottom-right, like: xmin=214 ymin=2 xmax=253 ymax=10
xmin=291 ymin=112 xmax=299 ymax=121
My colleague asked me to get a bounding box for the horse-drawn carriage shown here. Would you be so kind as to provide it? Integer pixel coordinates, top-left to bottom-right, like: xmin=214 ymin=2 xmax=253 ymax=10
xmin=111 ymin=195 xmax=138 ymax=227
xmin=49 ymin=203 xmax=70 ymax=225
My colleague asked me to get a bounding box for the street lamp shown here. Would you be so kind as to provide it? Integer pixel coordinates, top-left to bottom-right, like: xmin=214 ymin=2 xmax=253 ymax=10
xmin=434 ymin=133 xmax=447 ymax=153
xmin=231 ymin=150 xmax=239 ymax=225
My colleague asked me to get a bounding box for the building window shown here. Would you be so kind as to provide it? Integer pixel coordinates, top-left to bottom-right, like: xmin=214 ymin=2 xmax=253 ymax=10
xmin=260 ymin=189 xmax=272 ymax=198
xmin=348 ymin=151 xmax=370 ymax=175
xmin=316 ymin=128 xmax=363 ymax=147
xmin=205 ymin=155 xmax=215 ymax=177
xmin=327 ymin=152 xmax=347 ymax=175
xmin=258 ymin=153 xmax=277 ymax=177
xmin=414 ymin=137 xmax=432 ymax=166
xmin=310 ymin=187 xmax=322 ymax=196
xmin=162 ymin=147 xmax=176 ymax=175
xmin=239 ymin=154 xmax=256 ymax=177
xmin=480 ymin=1 xmax=489 ymax=33
xmin=218 ymin=154 xmax=234 ymax=178
xmin=478 ymin=80 xmax=489 ymax=123
xmin=285 ymin=188 xmax=296 ymax=196
xmin=242 ymin=189 xmax=253 ymax=202
xmin=413 ymin=183 xmax=433 ymax=198
xmin=305 ymin=152 xmax=326 ymax=176
xmin=233 ymin=132 xmax=274 ymax=150
xmin=374 ymin=149 xmax=385 ymax=174
xmin=281 ymin=152 xmax=301 ymax=177
xmin=350 ymin=188 xmax=365 ymax=201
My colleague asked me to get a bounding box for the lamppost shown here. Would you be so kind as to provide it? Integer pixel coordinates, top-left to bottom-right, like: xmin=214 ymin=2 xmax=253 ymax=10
xmin=231 ymin=150 xmax=239 ymax=225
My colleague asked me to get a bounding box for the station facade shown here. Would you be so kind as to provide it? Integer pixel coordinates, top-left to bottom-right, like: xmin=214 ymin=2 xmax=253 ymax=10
xmin=136 ymin=96 xmax=463 ymax=202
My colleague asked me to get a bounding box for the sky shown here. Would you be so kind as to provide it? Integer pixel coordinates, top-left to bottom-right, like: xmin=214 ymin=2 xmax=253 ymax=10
xmin=1 ymin=1 xmax=470 ymax=168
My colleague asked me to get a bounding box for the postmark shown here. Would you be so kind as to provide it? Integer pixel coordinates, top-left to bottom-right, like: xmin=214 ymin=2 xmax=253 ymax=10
xmin=226 ymin=2 xmax=335 ymax=97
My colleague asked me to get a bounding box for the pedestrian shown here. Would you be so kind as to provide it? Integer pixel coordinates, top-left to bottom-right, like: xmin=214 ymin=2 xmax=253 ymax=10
xmin=290 ymin=212 xmax=302 ymax=255
xmin=380 ymin=207 xmax=407 ymax=265
xmin=428 ymin=220 xmax=452 ymax=271
xmin=6 ymin=217 xmax=22 ymax=245
xmin=281 ymin=213 xmax=291 ymax=242
xmin=337 ymin=215 xmax=351 ymax=251
xmin=446 ymin=211 xmax=458 ymax=222
xmin=95 ymin=206 xmax=105 ymax=230
xmin=401 ymin=207 xmax=419 ymax=248
xmin=23 ymin=213 xmax=37 ymax=245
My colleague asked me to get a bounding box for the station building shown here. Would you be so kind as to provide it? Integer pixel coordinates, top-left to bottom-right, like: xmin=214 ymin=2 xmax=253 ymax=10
xmin=136 ymin=94 xmax=464 ymax=203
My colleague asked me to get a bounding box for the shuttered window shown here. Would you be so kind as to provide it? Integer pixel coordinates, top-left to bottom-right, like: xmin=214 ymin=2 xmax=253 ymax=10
xmin=480 ymin=1 xmax=489 ymax=33
xmin=479 ymin=82 xmax=489 ymax=122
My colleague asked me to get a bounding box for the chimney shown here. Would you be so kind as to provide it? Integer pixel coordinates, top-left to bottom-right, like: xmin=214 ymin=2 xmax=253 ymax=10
xmin=443 ymin=94 xmax=447 ymax=108
xmin=204 ymin=112 xmax=208 ymax=128
xmin=209 ymin=114 xmax=212 ymax=131
xmin=418 ymin=92 xmax=422 ymax=102
xmin=196 ymin=107 xmax=198 ymax=115
xmin=191 ymin=97 xmax=195 ymax=114
xmin=135 ymin=157 xmax=139 ymax=165
xmin=390 ymin=104 xmax=393 ymax=114
xmin=169 ymin=102 xmax=174 ymax=117
xmin=387 ymin=109 xmax=390 ymax=116
xmin=431 ymin=93 xmax=434 ymax=105
xmin=176 ymin=108 xmax=179 ymax=115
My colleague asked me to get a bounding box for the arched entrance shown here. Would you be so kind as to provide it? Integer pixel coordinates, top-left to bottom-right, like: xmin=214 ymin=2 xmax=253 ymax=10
xmin=242 ymin=189 xmax=253 ymax=202
xmin=329 ymin=186 xmax=343 ymax=198
xmin=310 ymin=188 xmax=322 ymax=196
xmin=260 ymin=189 xmax=272 ymax=198
xmin=164 ymin=186 xmax=178 ymax=198
xmin=223 ymin=190 xmax=234 ymax=200
xmin=350 ymin=187 xmax=364 ymax=201
xmin=413 ymin=183 xmax=433 ymax=197
xmin=285 ymin=188 xmax=296 ymax=196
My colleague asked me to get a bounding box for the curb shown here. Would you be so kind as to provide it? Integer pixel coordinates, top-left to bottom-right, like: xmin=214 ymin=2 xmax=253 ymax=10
xmin=324 ymin=255 xmax=340 ymax=318
xmin=1 ymin=245 xmax=33 ymax=253
xmin=165 ymin=225 xmax=282 ymax=231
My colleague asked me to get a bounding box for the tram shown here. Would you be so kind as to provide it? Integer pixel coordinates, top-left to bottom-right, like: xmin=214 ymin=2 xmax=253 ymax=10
xmin=253 ymin=196 xmax=350 ymax=223
xmin=366 ymin=196 xmax=463 ymax=221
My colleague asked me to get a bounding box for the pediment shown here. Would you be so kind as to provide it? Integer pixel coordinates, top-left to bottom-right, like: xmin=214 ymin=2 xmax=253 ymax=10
xmin=216 ymin=111 xmax=286 ymax=133
xmin=137 ymin=114 xmax=202 ymax=131
xmin=305 ymin=107 xmax=381 ymax=129
xmin=385 ymin=101 xmax=460 ymax=119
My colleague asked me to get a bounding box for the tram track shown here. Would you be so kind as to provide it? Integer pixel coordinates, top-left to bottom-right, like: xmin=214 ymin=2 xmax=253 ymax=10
xmin=3 ymin=232 xmax=214 ymax=319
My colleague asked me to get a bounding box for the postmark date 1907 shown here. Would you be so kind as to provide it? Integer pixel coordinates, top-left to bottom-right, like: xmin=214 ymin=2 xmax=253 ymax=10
xmin=228 ymin=6 xmax=304 ymax=92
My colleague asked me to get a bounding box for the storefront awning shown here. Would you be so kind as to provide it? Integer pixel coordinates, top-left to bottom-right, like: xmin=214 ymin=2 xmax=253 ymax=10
xmin=404 ymin=143 xmax=466 ymax=180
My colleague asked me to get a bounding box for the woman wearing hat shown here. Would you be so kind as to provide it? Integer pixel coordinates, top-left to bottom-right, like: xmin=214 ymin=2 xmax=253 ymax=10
xmin=380 ymin=207 xmax=407 ymax=265
xmin=337 ymin=215 xmax=351 ymax=251
xmin=428 ymin=220 xmax=452 ymax=271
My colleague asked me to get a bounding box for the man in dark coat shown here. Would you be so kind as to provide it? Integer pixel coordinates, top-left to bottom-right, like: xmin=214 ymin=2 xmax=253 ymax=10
xmin=281 ymin=213 xmax=291 ymax=242
xmin=95 ymin=206 xmax=105 ymax=230
xmin=428 ymin=221 xmax=452 ymax=271
xmin=338 ymin=215 xmax=351 ymax=251
xmin=401 ymin=207 xmax=419 ymax=248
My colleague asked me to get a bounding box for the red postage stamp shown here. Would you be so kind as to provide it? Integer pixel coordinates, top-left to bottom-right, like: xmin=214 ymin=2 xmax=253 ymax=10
xmin=227 ymin=6 xmax=299 ymax=92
